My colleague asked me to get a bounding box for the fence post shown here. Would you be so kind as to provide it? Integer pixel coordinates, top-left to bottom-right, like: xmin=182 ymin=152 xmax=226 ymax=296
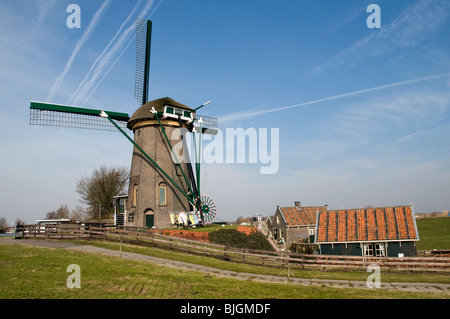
xmin=287 ymin=263 xmax=291 ymax=283
xmin=120 ymin=235 xmax=123 ymax=258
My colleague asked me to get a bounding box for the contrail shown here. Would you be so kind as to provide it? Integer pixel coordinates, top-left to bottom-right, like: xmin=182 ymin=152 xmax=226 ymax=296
xmin=81 ymin=0 xmax=164 ymax=106
xmin=46 ymin=0 xmax=111 ymax=102
xmin=220 ymin=72 xmax=450 ymax=124
xmin=70 ymin=0 xmax=163 ymax=107
xmin=68 ymin=0 xmax=144 ymax=106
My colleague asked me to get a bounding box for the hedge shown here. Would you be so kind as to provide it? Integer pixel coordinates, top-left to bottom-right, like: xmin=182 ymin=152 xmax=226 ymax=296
xmin=209 ymin=229 xmax=274 ymax=251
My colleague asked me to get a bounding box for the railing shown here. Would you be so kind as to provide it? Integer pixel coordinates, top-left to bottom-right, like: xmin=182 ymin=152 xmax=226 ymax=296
xmin=23 ymin=224 xmax=450 ymax=273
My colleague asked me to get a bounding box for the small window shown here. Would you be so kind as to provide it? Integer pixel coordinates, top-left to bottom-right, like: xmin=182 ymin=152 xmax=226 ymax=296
xmin=363 ymin=243 xmax=385 ymax=257
xmin=133 ymin=184 xmax=138 ymax=206
xmin=159 ymin=184 xmax=166 ymax=205
xmin=175 ymin=164 xmax=182 ymax=176
xmin=375 ymin=243 xmax=385 ymax=257
xmin=363 ymin=244 xmax=374 ymax=256
xmin=128 ymin=213 xmax=134 ymax=222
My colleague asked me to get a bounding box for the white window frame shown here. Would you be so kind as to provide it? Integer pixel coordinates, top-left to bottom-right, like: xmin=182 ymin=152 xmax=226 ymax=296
xmin=375 ymin=243 xmax=385 ymax=257
xmin=363 ymin=243 xmax=374 ymax=256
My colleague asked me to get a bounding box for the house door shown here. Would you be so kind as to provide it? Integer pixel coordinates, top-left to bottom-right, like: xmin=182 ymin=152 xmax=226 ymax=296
xmin=145 ymin=210 xmax=154 ymax=228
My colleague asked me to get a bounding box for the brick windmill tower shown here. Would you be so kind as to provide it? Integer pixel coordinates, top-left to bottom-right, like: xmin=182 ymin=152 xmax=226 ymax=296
xmin=29 ymin=20 xmax=218 ymax=228
xmin=126 ymin=97 xmax=196 ymax=228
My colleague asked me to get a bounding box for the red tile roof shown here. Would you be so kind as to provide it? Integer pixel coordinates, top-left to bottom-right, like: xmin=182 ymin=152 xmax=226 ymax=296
xmin=316 ymin=206 xmax=418 ymax=243
xmin=279 ymin=206 xmax=327 ymax=226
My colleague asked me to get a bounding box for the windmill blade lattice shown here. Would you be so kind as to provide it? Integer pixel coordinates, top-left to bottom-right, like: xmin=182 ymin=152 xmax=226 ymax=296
xmin=194 ymin=195 xmax=217 ymax=223
xmin=30 ymin=101 xmax=129 ymax=132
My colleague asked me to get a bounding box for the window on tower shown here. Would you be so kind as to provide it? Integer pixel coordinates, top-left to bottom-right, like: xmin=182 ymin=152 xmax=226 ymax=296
xmin=159 ymin=183 xmax=167 ymax=206
xmin=133 ymin=184 xmax=138 ymax=207
xmin=175 ymin=164 xmax=182 ymax=176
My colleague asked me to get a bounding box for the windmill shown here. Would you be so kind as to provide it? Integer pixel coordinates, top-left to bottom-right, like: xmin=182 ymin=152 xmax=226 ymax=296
xmin=29 ymin=19 xmax=218 ymax=228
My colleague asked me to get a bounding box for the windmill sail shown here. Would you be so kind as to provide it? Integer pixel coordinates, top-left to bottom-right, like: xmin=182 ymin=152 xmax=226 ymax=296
xmin=134 ymin=19 xmax=152 ymax=106
xmin=193 ymin=115 xmax=218 ymax=134
xmin=30 ymin=101 xmax=129 ymax=132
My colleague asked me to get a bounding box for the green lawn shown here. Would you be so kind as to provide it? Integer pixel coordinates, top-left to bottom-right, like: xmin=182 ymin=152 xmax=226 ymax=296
xmin=80 ymin=239 xmax=450 ymax=285
xmin=0 ymin=244 xmax=448 ymax=299
xmin=0 ymin=217 xmax=448 ymax=299
xmin=416 ymin=217 xmax=450 ymax=251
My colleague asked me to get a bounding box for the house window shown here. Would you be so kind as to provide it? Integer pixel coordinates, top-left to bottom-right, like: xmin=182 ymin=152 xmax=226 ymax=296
xmin=375 ymin=243 xmax=385 ymax=257
xmin=128 ymin=213 xmax=135 ymax=222
xmin=363 ymin=243 xmax=385 ymax=257
xmin=159 ymin=184 xmax=166 ymax=205
xmin=363 ymin=244 xmax=373 ymax=256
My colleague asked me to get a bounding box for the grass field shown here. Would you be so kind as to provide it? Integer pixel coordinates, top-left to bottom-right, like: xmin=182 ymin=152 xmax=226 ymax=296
xmin=78 ymin=240 xmax=450 ymax=284
xmin=0 ymin=217 xmax=448 ymax=299
xmin=416 ymin=217 xmax=450 ymax=251
xmin=0 ymin=244 xmax=448 ymax=299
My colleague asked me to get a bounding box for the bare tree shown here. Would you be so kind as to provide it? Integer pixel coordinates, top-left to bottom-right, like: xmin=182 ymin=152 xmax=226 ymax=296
xmin=15 ymin=218 xmax=26 ymax=226
xmin=46 ymin=204 xmax=70 ymax=219
xmin=76 ymin=165 xmax=129 ymax=220
xmin=0 ymin=217 xmax=8 ymax=233
xmin=70 ymin=205 xmax=88 ymax=223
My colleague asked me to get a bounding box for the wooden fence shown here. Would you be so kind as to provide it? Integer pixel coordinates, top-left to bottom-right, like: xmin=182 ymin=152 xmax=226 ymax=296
xmin=23 ymin=224 xmax=450 ymax=273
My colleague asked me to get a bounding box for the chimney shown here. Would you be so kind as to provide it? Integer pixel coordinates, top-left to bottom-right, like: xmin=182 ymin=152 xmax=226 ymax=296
xmin=294 ymin=201 xmax=301 ymax=209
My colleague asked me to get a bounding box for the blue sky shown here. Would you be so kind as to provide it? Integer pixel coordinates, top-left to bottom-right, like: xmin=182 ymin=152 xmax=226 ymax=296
xmin=1 ymin=0 xmax=449 ymax=224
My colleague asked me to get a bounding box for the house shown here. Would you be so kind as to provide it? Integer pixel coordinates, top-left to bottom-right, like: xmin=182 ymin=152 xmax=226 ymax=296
xmin=315 ymin=205 xmax=419 ymax=257
xmin=271 ymin=201 xmax=327 ymax=246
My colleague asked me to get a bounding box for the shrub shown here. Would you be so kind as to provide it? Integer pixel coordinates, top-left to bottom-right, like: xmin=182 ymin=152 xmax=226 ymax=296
xmin=209 ymin=229 xmax=274 ymax=251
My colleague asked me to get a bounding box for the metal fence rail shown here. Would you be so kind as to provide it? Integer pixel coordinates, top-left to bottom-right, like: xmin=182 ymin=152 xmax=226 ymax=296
xmin=23 ymin=224 xmax=450 ymax=273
